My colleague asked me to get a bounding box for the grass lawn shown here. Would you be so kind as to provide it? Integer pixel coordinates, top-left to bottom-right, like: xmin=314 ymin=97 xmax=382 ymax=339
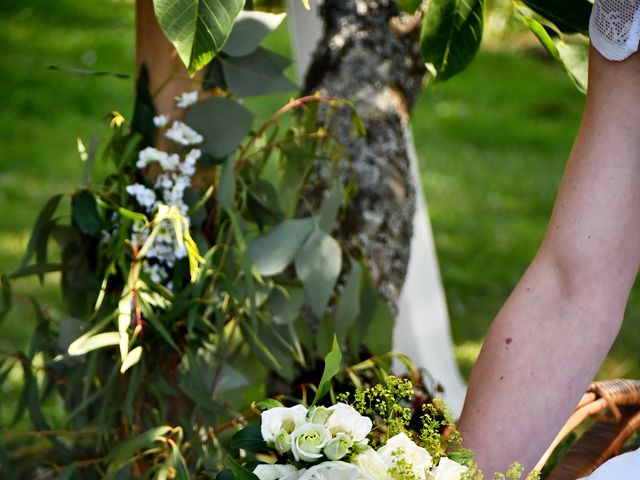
xmin=0 ymin=0 xmax=638 ymax=424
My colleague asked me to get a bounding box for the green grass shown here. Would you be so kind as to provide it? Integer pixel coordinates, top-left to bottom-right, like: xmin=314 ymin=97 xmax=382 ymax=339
xmin=0 ymin=0 xmax=638 ymax=420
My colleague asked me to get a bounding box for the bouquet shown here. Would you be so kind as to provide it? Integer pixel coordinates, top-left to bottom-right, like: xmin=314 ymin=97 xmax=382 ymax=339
xmin=232 ymin=376 xmax=473 ymax=480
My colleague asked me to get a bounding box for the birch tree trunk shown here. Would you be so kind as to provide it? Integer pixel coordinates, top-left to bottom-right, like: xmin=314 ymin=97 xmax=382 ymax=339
xmin=286 ymin=0 xmax=466 ymax=415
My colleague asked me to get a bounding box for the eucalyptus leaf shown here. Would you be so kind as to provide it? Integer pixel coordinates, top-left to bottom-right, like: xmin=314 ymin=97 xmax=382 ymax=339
xmin=223 ymin=11 xmax=286 ymax=57
xmin=311 ymin=335 xmax=342 ymax=406
xmin=186 ymin=97 xmax=253 ymax=158
xmin=268 ymin=286 xmax=305 ymax=325
xmin=222 ymin=48 xmax=297 ymax=98
xmin=152 ymin=0 xmax=245 ymax=74
xmin=315 ymin=183 xmax=342 ymax=234
xmin=334 ymin=259 xmax=362 ymax=342
xmin=247 ymin=218 xmax=314 ymax=276
xmin=294 ymin=229 xmax=342 ymax=318
xmin=420 ymin=0 xmax=484 ymax=81
xmin=218 ymin=156 xmax=236 ymax=209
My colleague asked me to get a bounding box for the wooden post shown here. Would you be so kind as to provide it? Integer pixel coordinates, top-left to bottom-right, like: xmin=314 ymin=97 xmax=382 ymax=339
xmin=136 ymin=0 xmax=202 ymax=121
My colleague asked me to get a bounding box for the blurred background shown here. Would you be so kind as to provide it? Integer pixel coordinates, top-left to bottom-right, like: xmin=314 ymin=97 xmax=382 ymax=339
xmin=1 ymin=0 xmax=638 ymax=421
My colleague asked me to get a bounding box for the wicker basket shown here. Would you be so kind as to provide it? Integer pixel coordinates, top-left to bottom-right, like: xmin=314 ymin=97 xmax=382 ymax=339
xmin=535 ymin=379 xmax=640 ymax=479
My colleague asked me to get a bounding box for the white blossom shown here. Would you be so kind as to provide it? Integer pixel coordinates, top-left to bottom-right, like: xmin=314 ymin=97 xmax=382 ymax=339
xmin=136 ymin=147 xmax=169 ymax=169
xmin=261 ymin=405 xmax=308 ymax=444
xmin=355 ymin=448 xmax=392 ymax=480
xmin=377 ymin=433 xmax=432 ymax=480
xmin=290 ymin=423 xmax=332 ymax=462
xmin=175 ymin=90 xmax=199 ymax=109
xmin=325 ymin=403 xmax=372 ymax=442
xmin=297 ymin=462 xmax=367 ymax=480
xmin=153 ymin=114 xmax=169 ymax=127
xmin=165 ymin=121 xmax=203 ymax=146
xmin=253 ymin=464 xmax=300 ymax=480
xmin=126 ymin=183 xmax=156 ymax=209
xmin=429 ymin=457 xmax=468 ymax=480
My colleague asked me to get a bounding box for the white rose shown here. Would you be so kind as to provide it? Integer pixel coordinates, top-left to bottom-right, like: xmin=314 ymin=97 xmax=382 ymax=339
xmin=290 ymin=423 xmax=332 ymax=462
xmin=323 ymin=432 xmax=353 ymax=461
xmin=254 ymin=464 xmax=300 ymax=480
xmin=325 ymin=403 xmax=372 ymax=442
xmin=378 ymin=433 xmax=432 ymax=480
xmin=356 ymin=448 xmax=392 ymax=480
xmin=261 ymin=405 xmax=308 ymax=444
xmin=430 ymin=457 xmax=468 ymax=480
xmin=307 ymin=406 xmax=333 ymax=425
xmin=298 ymin=461 xmax=366 ymax=480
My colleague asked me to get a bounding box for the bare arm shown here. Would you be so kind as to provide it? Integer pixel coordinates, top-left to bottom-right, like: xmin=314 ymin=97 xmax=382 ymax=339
xmin=457 ymin=46 xmax=640 ymax=475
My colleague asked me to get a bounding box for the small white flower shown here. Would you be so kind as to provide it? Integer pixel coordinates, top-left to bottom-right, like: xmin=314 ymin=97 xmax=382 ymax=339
xmin=298 ymin=461 xmax=367 ymax=480
xmin=253 ymin=464 xmax=300 ymax=480
xmin=377 ymin=433 xmax=432 ymax=480
xmin=356 ymin=448 xmax=392 ymax=479
xmin=261 ymin=405 xmax=308 ymax=444
xmin=159 ymin=153 xmax=180 ymax=171
xmin=290 ymin=423 xmax=332 ymax=462
xmin=429 ymin=457 xmax=468 ymax=480
xmin=325 ymin=403 xmax=372 ymax=442
xmin=126 ymin=183 xmax=156 ymax=209
xmin=153 ymin=114 xmax=169 ymax=127
xmin=137 ymin=146 xmax=169 ymax=169
xmin=175 ymin=90 xmax=199 ymax=108
xmin=165 ymin=121 xmax=203 ymax=146
xmin=185 ymin=148 xmax=201 ymax=165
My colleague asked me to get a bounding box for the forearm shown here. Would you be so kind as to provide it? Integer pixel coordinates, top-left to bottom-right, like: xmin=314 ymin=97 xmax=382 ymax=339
xmin=458 ymin=46 xmax=640 ymax=475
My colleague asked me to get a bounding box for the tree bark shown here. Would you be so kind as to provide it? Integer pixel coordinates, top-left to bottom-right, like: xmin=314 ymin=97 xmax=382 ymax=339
xmin=302 ymin=0 xmax=426 ymax=314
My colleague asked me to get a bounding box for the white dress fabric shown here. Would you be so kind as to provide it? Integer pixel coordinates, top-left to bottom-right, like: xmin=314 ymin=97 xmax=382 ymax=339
xmin=579 ymin=447 xmax=640 ymax=479
xmin=590 ymin=0 xmax=640 ymax=60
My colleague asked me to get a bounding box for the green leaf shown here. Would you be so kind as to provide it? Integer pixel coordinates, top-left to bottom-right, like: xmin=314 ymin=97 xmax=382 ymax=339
xmin=268 ymin=286 xmax=305 ymax=325
xmin=72 ymin=190 xmax=102 ymax=236
xmin=8 ymin=263 xmax=63 ymax=280
xmin=222 ymin=11 xmax=286 ymax=57
xmin=152 ymin=0 xmax=245 ymax=74
xmin=518 ymin=14 xmax=587 ymax=92
xmin=68 ymin=331 xmax=121 ymax=356
xmin=254 ymin=398 xmax=284 ymax=411
xmin=186 ymin=97 xmax=253 ymax=157
xmin=120 ymin=346 xmax=143 ymax=374
xmin=311 ymin=335 xmax=342 ymax=406
xmin=218 ymin=156 xmax=236 ymax=209
xmin=231 ymin=426 xmax=267 ymax=451
xmin=247 ymin=218 xmax=314 ymax=276
xmin=239 ymin=321 xmax=281 ymax=370
xmin=131 ymin=64 xmax=157 ymax=145
xmin=222 ymin=48 xmax=297 ymax=98
xmin=227 ymin=456 xmax=259 ymax=480
xmin=294 ymin=229 xmax=342 ymax=318
xmin=106 ymin=426 xmax=173 ymax=473
xmin=0 ymin=275 xmax=11 ymax=322
xmin=21 ymin=193 xmax=62 ymax=271
xmin=396 ymin=0 xmax=422 ymax=12
xmin=420 ymin=0 xmax=484 ymax=81
xmin=521 ymin=0 xmax=591 ymax=34
xmin=315 ymin=183 xmax=342 ymax=234
xmin=334 ymin=259 xmax=362 ymax=342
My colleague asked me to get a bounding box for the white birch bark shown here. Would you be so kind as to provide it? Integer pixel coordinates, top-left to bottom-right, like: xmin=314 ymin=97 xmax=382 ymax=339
xmin=285 ymin=0 xmax=466 ymax=416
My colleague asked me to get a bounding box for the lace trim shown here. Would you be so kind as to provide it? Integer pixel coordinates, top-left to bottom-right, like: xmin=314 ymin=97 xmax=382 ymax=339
xmin=589 ymin=0 xmax=640 ymax=61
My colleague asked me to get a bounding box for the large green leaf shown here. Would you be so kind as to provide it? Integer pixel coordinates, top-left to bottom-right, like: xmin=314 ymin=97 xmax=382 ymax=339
xmin=72 ymin=190 xmax=102 ymax=236
xmin=247 ymin=218 xmax=314 ymax=276
xmin=521 ymin=0 xmax=592 ymax=35
xmin=420 ymin=0 xmax=485 ymax=81
xmin=185 ymin=97 xmax=253 ymax=157
xmin=222 ymin=11 xmax=286 ymax=57
xmin=221 ymin=48 xmax=296 ymax=98
xmin=294 ymin=228 xmax=342 ymax=318
xmin=519 ymin=15 xmax=588 ymax=92
xmin=153 ymin=0 xmax=245 ymax=74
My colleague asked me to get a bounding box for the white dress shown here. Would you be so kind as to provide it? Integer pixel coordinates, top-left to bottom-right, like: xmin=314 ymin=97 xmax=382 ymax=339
xmin=578 ymin=3 xmax=640 ymax=478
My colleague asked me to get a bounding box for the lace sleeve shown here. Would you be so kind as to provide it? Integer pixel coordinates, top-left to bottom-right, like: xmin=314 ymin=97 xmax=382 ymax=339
xmin=590 ymin=0 xmax=640 ymax=61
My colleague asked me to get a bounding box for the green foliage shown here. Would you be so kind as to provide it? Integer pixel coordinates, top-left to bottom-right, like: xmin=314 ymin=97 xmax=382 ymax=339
xmin=420 ymin=0 xmax=485 ymax=81
xmin=153 ymin=0 xmax=246 ymax=75
xmin=311 ymin=336 xmax=342 ymax=406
